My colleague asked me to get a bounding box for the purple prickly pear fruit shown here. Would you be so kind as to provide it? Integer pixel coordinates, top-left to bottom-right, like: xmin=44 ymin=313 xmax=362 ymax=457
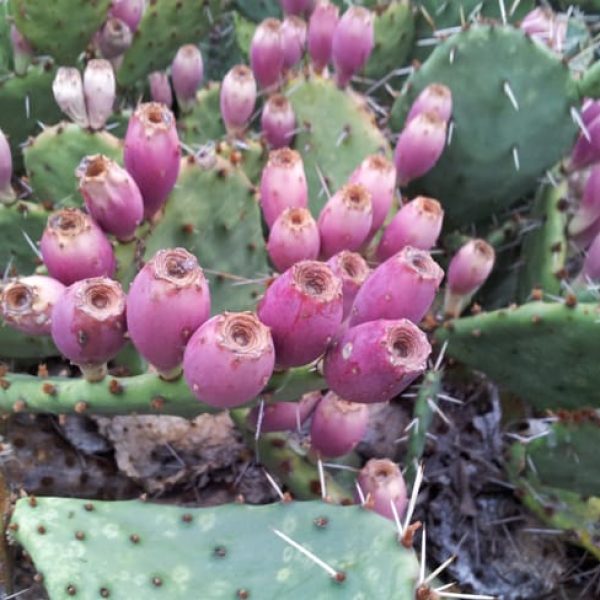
xmin=260 ymin=148 xmax=308 ymax=228
xmin=83 ymin=59 xmax=116 ymax=130
xmin=406 ymin=84 xmax=452 ymax=124
xmin=582 ymin=99 xmax=600 ymax=127
xmin=376 ymin=196 xmax=444 ymax=262
xmin=349 ymin=246 xmax=443 ymax=327
xmin=444 ymin=239 xmax=495 ymax=318
xmin=1 ymin=276 xmax=65 ymax=336
xmin=308 ymin=0 xmax=339 ymax=73
xmin=171 ymin=45 xmax=204 ymax=113
xmin=52 ymin=67 xmax=89 ymax=128
xmin=348 ymin=154 xmax=396 ymax=236
xmin=0 ymin=128 xmax=15 ymax=205
xmin=261 ymin=94 xmax=296 ymax=149
xmin=124 ymin=102 xmax=181 ymax=219
xmin=281 ymin=16 xmax=307 ymax=69
xmin=326 ymin=251 xmax=370 ymax=320
xmin=356 ymin=458 xmax=407 ymax=520
xmin=148 ymin=71 xmax=173 ymax=107
xmin=110 ymin=0 xmax=145 ymax=32
xmin=40 ymin=209 xmax=116 ymax=285
xmin=570 ymin=113 xmax=600 ymax=171
xmin=247 ymin=391 xmax=321 ymax=432
xmin=98 ymin=17 xmax=133 ymax=59
xmin=582 ymin=231 xmax=600 ymax=280
xmin=267 ymin=207 xmax=320 ymax=272
xmin=280 ymin=0 xmax=313 ymax=16
xmin=127 ymin=248 xmax=210 ymax=379
xmin=250 ymin=19 xmax=284 ymax=89
xmin=394 ymin=111 xmax=447 ymax=186
xmin=77 ymin=154 xmax=144 ymax=242
xmin=331 ymin=6 xmax=374 ymax=87
xmin=310 ymin=391 xmax=368 ymax=457
xmin=318 ymin=183 xmax=373 ymax=259
xmin=568 ymin=165 xmax=600 ymax=238
xmin=520 ymin=7 xmax=566 ymax=53
xmin=10 ymin=25 xmax=33 ymax=75
xmin=324 ymin=318 xmax=430 ymax=404
xmin=183 ymin=312 xmax=275 ymax=408
xmin=51 ymin=277 xmax=126 ymax=381
xmin=257 ymin=260 xmax=343 ymax=368
xmin=220 ymin=65 xmax=257 ymax=137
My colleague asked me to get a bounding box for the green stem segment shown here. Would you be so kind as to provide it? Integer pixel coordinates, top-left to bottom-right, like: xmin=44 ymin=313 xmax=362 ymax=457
xmin=578 ymin=61 xmax=600 ymax=100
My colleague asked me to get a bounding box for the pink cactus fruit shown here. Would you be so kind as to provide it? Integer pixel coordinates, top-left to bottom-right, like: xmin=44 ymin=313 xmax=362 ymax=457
xmin=406 ymin=84 xmax=453 ymax=124
xmin=307 ymin=0 xmax=339 ymax=73
xmin=281 ymin=16 xmax=307 ymax=69
xmin=127 ymin=248 xmax=211 ymax=379
xmin=324 ymin=318 xmax=431 ymax=404
xmin=110 ymin=0 xmax=145 ymax=32
xmin=267 ymin=207 xmax=320 ymax=272
xmin=10 ymin=25 xmax=33 ymax=75
xmin=357 ymin=458 xmax=408 ymax=521
xmin=261 ymin=94 xmax=296 ymax=149
xmin=183 ymin=312 xmax=275 ymax=409
xmin=280 ymin=0 xmax=313 ymax=16
xmin=148 ymin=71 xmax=173 ymax=107
xmin=83 ymin=59 xmax=116 ymax=130
xmin=326 ymin=251 xmax=370 ymax=320
xmin=220 ymin=65 xmax=257 ymax=136
xmin=171 ymin=45 xmax=204 ymax=113
xmin=349 ymin=246 xmax=444 ymax=327
xmin=1 ymin=276 xmax=65 ymax=336
xmin=250 ymin=18 xmax=285 ymax=89
xmin=0 ymin=128 xmax=15 ymax=204
xmin=257 ymin=260 xmax=343 ymax=368
xmin=40 ymin=209 xmax=116 ymax=286
xmin=246 ymin=391 xmax=321 ymax=433
xmin=52 ymin=67 xmax=89 ymax=128
xmin=98 ymin=17 xmax=133 ymax=59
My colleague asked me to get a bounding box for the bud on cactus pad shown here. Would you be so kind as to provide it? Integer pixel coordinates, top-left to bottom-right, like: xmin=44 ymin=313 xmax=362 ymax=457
xmin=110 ymin=0 xmax=145 ymax=32
xmin=83 ymin=59 xmax=116 ymax=131
xmin=183 ymin=312 xmax=275 ymax=409
xmin=220 ymin=65 xmax=257 ymax=136
xmin=77 ymin=154 xmax=144 ymax=241
xmin=51 ymin=277 xmax=127 ymax=381
xmin=1 ymin=276 xmax=65 ymax=336
xmin=250 ymin=18 xmax=284 ymax=89
xmin=324 ymin=318 xmax=431 ymax=404
xmin=124 ymin=102 xmax=181 ymax=219
xmin=0 ymin=128 xmax=15 ymax=204
xmin=281 ymin=16 xmax=307 ymax=69
xmin=267 ymin=207 xmax=320 ymax=272
xmin=258 ymin=260 xmax=343 ymax=368
xmin=52 ymin=67 xmax=89 ymax=128
xmin=350 ymin=246 xmax=444 ymax=327
xmin=171 ymin=45 xmax=204 ymax=113
xmin=570 ymin=113 xmax=600 ymax=172
xmin=318 ymin=183 xmax=373 ymax=259
xmin=247 ymin=391 xmax=321 ymax=433
xmin=260 ymin=148 xmax=309 ymax=228
xmin=568 ymin=165 xmax=600 ymax=239
xmin=310 ymin=391 xmax=369 ymax=458
xmin=40 ymin=209 xmax=116 ymax=286
xmin=261 ymin=94 xmax=297 ymax=149
xmin=127 ymin=248 xmax=211 ymax=379
xmin=376 ymin=196 xmax=444 ymax=262
xmin=332 ymin=6 xmax=374 ymax=87
xmin=326 ymin=251 xmax=370 ymax=320
xmin=357 ymin=458 xmax=408 ymax=521
xmin=348 ymin=154 xmax=396 ymax=236
xmin=406 ymin=84 xmax=453 ymax=124
xmin=148 ymin=71 xmax=173 ymax=107
xmin=394 ymin=111 xmax=447 ymax=186
xmin=10 ymin=25 xmax=33 ymax=75
xmin=98 ymin=17 xmax=133 ymax=60
xmin=308 ymin=0 xmax=339 ymax=73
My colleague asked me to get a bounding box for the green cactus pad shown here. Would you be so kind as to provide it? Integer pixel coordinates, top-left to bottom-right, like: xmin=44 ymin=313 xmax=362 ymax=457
xmin=0 ymin=326 xmax=57 ymax=360
xmin=517 ymin=179 xmax=568 ymax=302
xmin=0 ymin=2 xmax=12 ymax=75
xmin=0 ymin=201 xmax=49 ymax=273
xmin=287 ymin=77 xmax=390 ymax=215
xmin=140 ymin=155 xmax=269 ymax=313
xmin=0 ymin=366 xmax=325 ymax=417
xmin=0 ymin=63 xmax=62 ymax=156
xmin=234 ymin=0 xmax=281 ymax=22
xmin=435 ymin=302 xmax=600 ymax=409
xmin=177 ymin=83 xmax=225 ymax=146
xmin=10 ymin=496 xmax=419 ymax=600
xmin=391 ymin=25 xmax=579 ymax=225
xmin=365 ymin=0 xmax=415 ymax=81
xmin=8 ymin=0 xmax=111 ymax=65
xmin=24 ymin=123 xmax=122 ymax=207
xmin=117 ymin=0 xmax=223 ymax=87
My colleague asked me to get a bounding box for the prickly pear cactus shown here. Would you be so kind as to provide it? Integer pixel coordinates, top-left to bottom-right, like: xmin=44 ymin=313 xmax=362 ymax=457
xmin=8 ymin=0 xmax=111 ymax=64
xmin=177 ymin=83 xmax=226 ymax=146
xmin=391 ymin=25 xmax=580 ymax=224
xmin=9 ymin=497 xmax=420 ymax=599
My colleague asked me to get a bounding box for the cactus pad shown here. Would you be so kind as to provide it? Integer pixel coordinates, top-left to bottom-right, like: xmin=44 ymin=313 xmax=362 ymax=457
xmin=177 ymin=83 xmax=226 ymax=147
xmin=9 ymin=0 xmax=111 ymax=64
xmin=117 ymin=0 xmax=222 ymax=87
xmin=287 ymin=77 xmax=390 ymax=215
xmin=436 ymin=302 xmax=600 ymax=409
xmin=391 ymin=26 xmax=579 ymax=224
xmin=24 ymin=123 xmax=122 ymax=207
xmin=0 ymin=325 xmax=57 ymax=360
